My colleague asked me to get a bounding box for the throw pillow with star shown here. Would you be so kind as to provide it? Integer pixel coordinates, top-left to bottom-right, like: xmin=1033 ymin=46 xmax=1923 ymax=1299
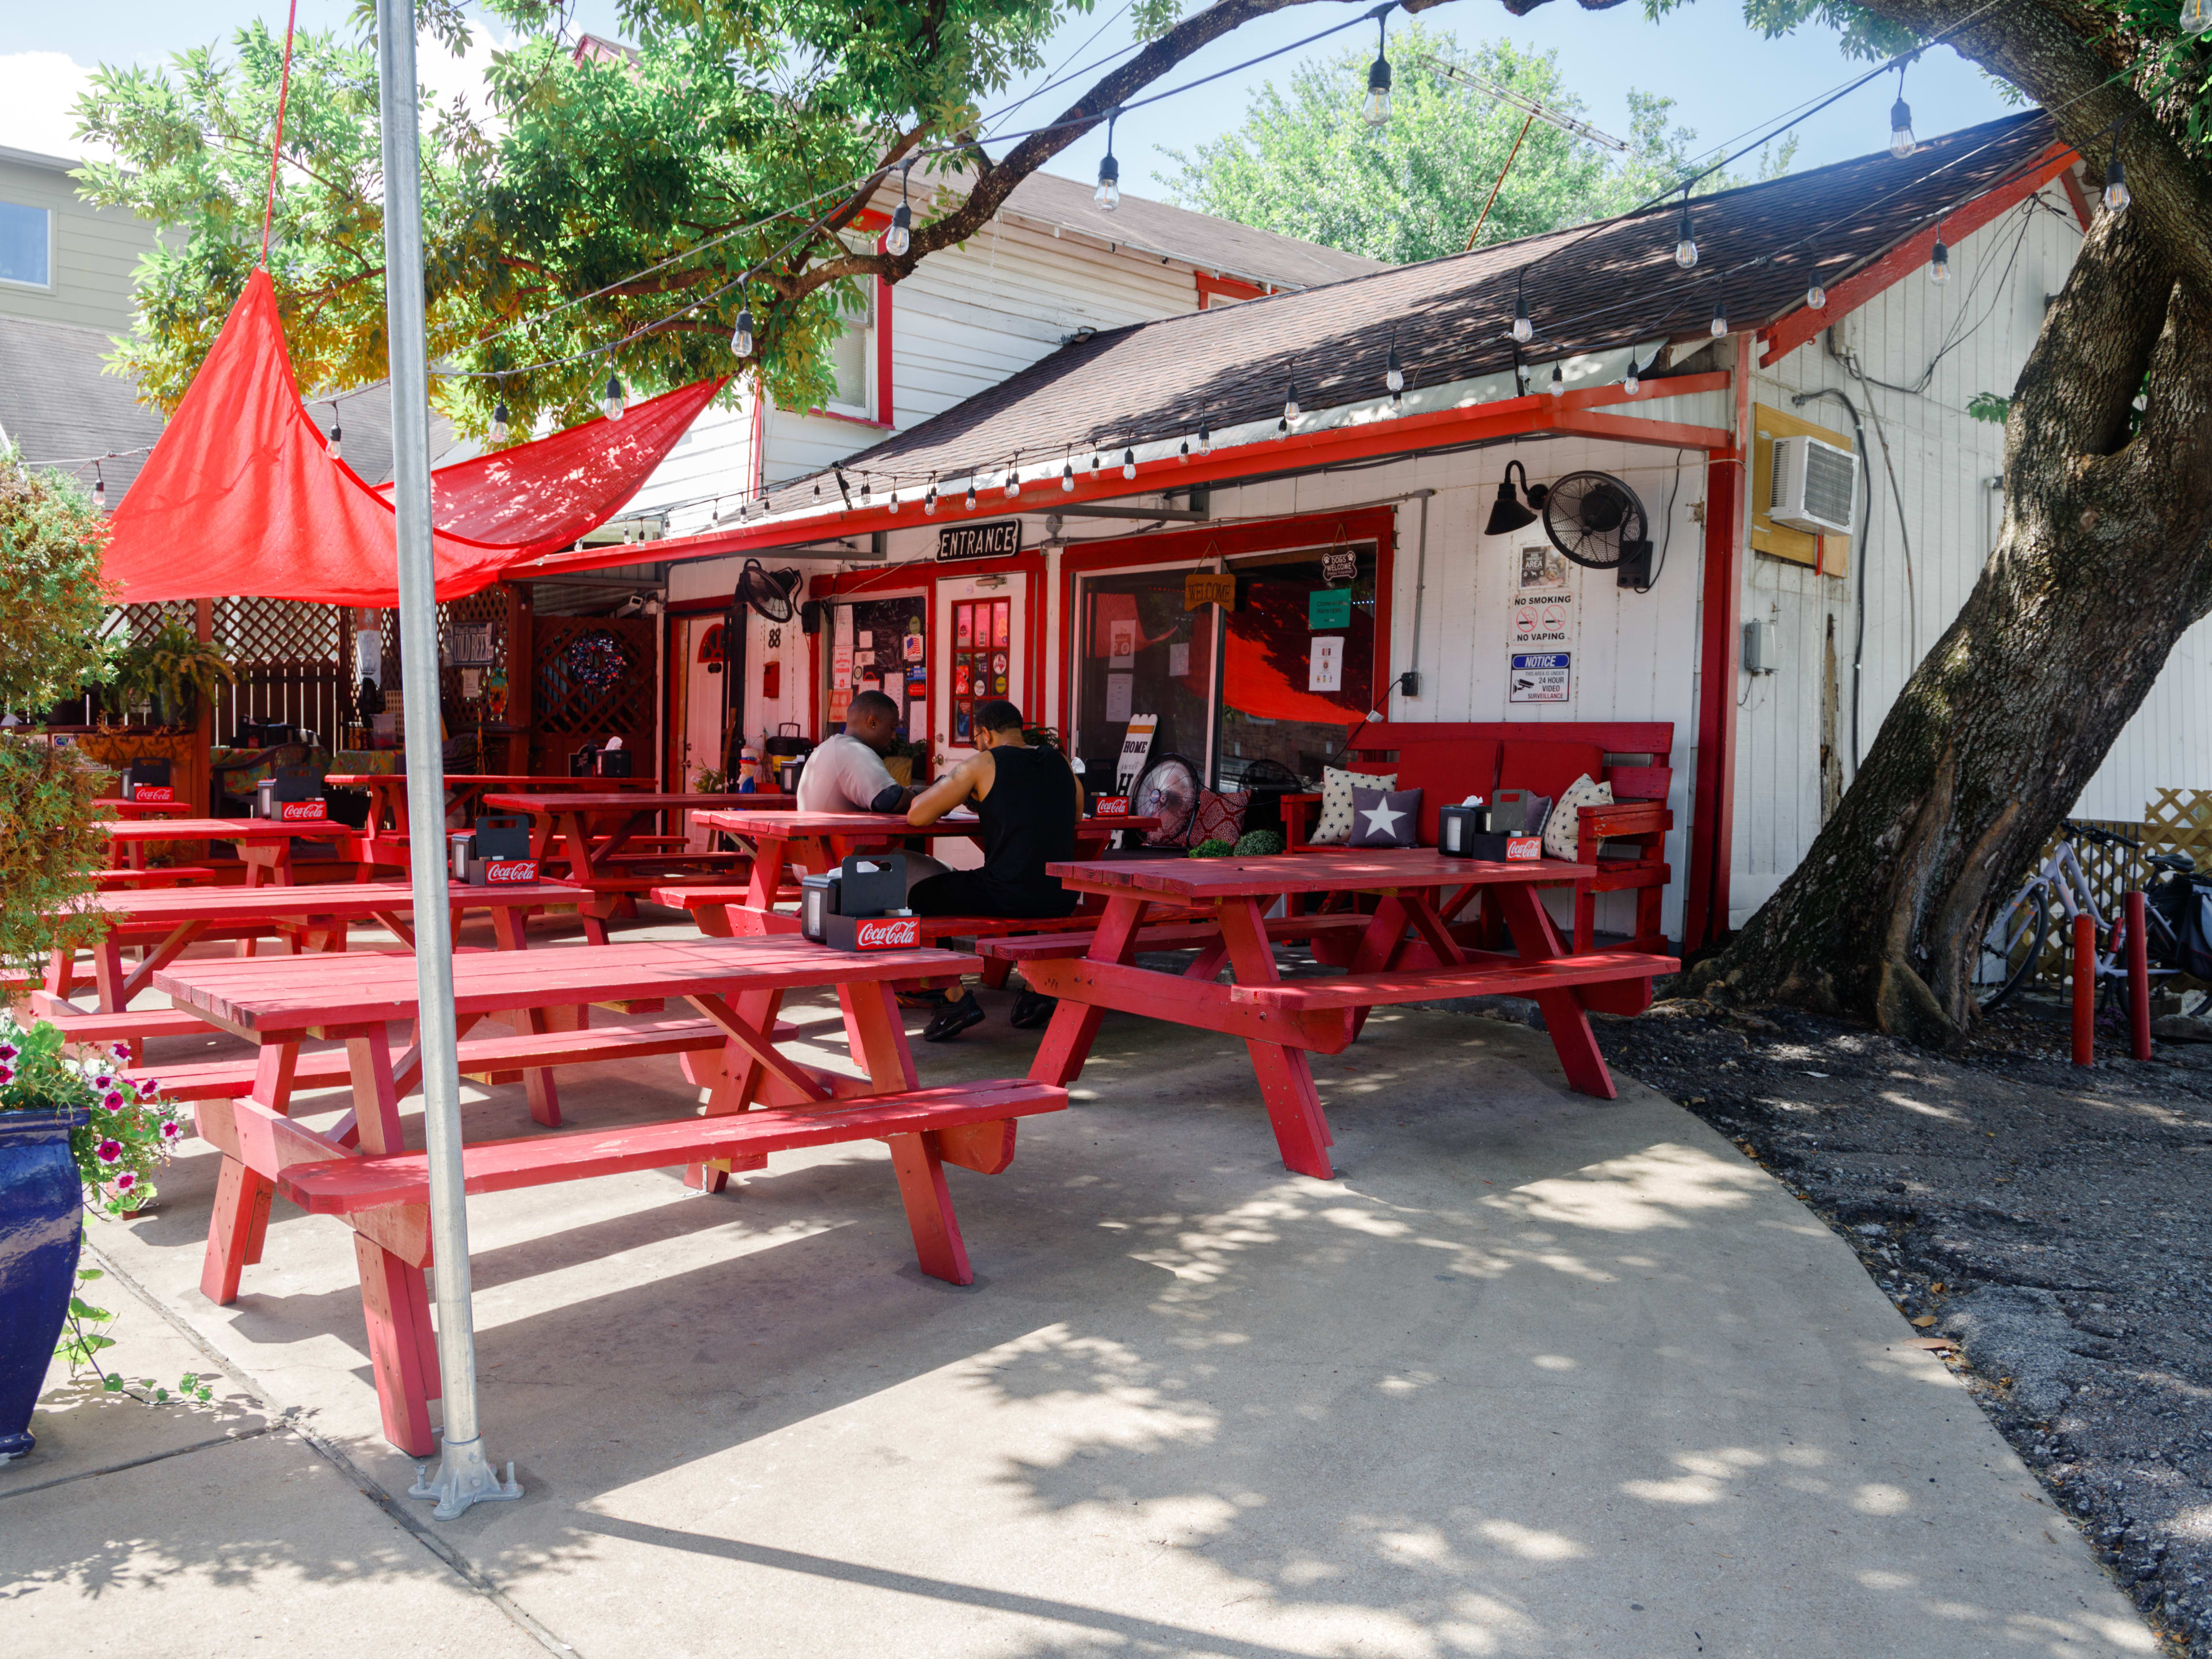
xmin=1310 ymin=765 xmax=1396 ymax=844
xmin=1541 ymin=774 xmax=1615 ymax=861
xmin=1347 ymin=786 xmax=1422 ymax=849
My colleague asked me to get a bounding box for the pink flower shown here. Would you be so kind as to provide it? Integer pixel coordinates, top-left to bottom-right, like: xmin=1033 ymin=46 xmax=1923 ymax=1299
xmin=160 ymin=1120 xmax=183 ymax=1142
xmin=96 ymin=1138 xmax=123 ymax=1164
xmin=113 ymin=1171 xmax=137 ymax=1192
xmin=139 ymin=1080 xmax=159 ymax=1096
xmin=111 ymin=1043 xmax=131 ymax=1060
xmin=103 ymin=1090 xmax=124 ymax=1111
xmin=92 ymin=1075 xmax=113 ymax=1090
xmin=0 ymin=1041 xmax=17 ymax=1060
xmin=0 ymin=1063 xmax=13 ymax=1086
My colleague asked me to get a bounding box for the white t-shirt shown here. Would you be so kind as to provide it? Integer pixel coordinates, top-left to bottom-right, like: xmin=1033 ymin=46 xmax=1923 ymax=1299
xmin=796 ymin=732 xmax=900 ymax=812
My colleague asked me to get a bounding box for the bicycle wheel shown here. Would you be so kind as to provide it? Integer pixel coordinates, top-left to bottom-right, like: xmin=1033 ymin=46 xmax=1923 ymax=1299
xmin=1978 ymin=883 xmax=2049 ymax=1012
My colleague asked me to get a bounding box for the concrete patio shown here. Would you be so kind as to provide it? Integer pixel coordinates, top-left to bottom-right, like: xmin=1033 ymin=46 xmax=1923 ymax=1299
xmin=1 ymin=921 xmax=2156 ymax=1658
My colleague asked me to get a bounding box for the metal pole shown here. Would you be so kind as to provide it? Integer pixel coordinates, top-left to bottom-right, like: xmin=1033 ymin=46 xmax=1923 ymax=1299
xmin=375 ymin=0 xmax=519 ymax=1521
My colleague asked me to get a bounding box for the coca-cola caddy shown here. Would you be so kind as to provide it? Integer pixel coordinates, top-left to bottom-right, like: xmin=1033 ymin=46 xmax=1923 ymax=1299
xmin=853 ymin=915 xmax=920 ymax=950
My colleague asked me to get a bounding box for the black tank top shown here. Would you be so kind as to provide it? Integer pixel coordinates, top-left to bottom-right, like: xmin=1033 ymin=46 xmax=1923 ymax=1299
xmin=978 ymin=744 xmax=1080 ymax=917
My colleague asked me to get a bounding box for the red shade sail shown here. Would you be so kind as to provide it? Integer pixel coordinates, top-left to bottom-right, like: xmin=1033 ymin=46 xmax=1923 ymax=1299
xmin=102 ymin=268 xmax=718 ymax=607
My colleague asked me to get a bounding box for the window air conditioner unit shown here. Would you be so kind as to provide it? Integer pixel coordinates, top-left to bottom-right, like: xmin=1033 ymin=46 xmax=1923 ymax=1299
xmin=1769 ymin=433 xmax=1858 ymax=536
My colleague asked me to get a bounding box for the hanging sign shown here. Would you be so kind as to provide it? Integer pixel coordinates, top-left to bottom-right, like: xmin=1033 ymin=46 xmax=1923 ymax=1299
xmin=937 ymin=520 xmax=1022 ymax=561
xmin=1184 ymin=571 xmax=1236 ymax=610
xmin=1509 ymin=652 xmax=1573 ymax=704
xmin=1308 ymin=588 xmax=1352 ymax=630
xmin=449 ymin=623 xmax=496 ymax=666
xmin=1115 ymin=714 xmax=1158 ymax=793
xmin=1321 ymin=548 xmax=1358 ymax=584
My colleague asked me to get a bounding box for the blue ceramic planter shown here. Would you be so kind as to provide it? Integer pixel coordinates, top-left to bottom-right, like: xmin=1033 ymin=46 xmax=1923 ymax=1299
xmin=0 ymin=1110 xmax=86 ymax=1462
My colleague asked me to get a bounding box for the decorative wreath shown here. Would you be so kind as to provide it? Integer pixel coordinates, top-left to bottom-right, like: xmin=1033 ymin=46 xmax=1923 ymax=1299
xmin=564 ymin=630 xmax=627 ymax=692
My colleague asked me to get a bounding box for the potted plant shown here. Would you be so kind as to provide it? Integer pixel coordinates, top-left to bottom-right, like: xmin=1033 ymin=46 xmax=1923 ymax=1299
xmin=104 ymin=620 xmax=234 ymax=728
xmin=0 ymin=1014 xmax=183 ymax=1461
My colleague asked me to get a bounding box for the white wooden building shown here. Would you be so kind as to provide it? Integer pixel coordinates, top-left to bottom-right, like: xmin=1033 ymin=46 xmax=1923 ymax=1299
xmin=524 ymin=111 xmax=2212 ymax=948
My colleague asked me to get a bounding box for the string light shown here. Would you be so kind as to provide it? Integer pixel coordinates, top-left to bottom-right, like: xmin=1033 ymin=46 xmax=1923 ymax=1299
xmin=488 ymin=392 xmax=511 ymax=444
xmin=1929 ymin=232 xmax=1950 ymax=285
xmin=2184 ymin=0 xmax=2211 ymax=34
xmin=859 ymin=474 xmax=872 ymax=503
xmin=1889 ymin=66 xmax=1916 ymax=160
xmin=1096 ymin=112 xmax=1122 ymax=213
xmin=1512 ymin=276 xmax=1533 ymax=343
xmin=888 ymin=484 xmax=901 ymax=513
xmin=1363 ymin=11 xmax=1393 ymax=129
xmin=1282 ymin=366 xmax=1301 ymax=430
xmin=1806 ymin=278 xmax=1827 ymax=311
xmin=1673 ymin=195 xmax=1698 ymax=270
xmin=1198 ymin=413 xmax=1213 ymax=454
xmin=327 ymin=404 xmax=343 ymax=459
xmin=93 ymin=463 xmax=105 ymax=512
xmin=924 ymin=474 xmax=939 ymax=514
xmin=1385 ymin=338 xmax=1404 ymax=395
xmin=1090 ymin=450 xmax=1102 ymax=478
xmin=1710 ymin=290 xmax=1729 ymax=338
xmin=1004 ymin=461 xmax=1022 ymax=499
xmin=2102 ymin=127 xmax=2130 ymax=213
xmin=1548 ymin=361 xmax=1565 ymax=398
xmin=964 ymin=478 xmax=979 ymax=510
xmin=733 ymin=304 xmax=755 ymax=357
xmin=1622 ymin=358 xmax=1640 ymax=396
xmin=1179 ymin=434 xmax=1191 ymax=463
xmin=886 ymin=161 xmax=915 ymax=257
xmin=1122 ymin=448 xmax=1137 ymax=479
xmin=603 ymin=373 xmax=626 ymax=421
xmin=1062 ymin=456 xmax=1075 ymax=491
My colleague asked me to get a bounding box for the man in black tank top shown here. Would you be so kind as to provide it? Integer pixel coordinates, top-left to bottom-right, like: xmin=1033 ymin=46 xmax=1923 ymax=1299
xmin=904 ymin=700 xmax=1084 ymax=1040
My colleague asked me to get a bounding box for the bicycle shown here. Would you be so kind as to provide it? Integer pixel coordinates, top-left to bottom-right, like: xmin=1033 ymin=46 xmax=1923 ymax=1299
xmin=1976 ymin=820 xmax=2209 ymax=1017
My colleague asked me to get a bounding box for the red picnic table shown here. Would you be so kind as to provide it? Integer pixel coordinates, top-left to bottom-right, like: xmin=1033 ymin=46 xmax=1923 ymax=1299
xmin=482 ymin=791 xmax=796 ymax=942
xmin=323 ymin=772 xmax=663 ymax=872
xmin=157 ymin=937 xmax=1066 ymax=1453
xmin=39 ymin=878 xmax=573 ymax=1017
xmin=100 ymin=816 xmax=354 ymax=885
xmin=678 ymin=808 xmax=1162 ymax=938
xmin=982 ymin=850 xmax=1679 ymax=1181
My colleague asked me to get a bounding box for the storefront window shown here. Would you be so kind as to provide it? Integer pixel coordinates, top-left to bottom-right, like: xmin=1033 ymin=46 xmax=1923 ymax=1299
xmin=1072 ymin=567 xmax=1215 ymax=783
xmin=1071 ymin=540 xmax=1378 ymax=791
xmin=1214 ymin=546 xmax=1376 ymax=788
xmin=830 ymin=596 xmax=927 ymax=742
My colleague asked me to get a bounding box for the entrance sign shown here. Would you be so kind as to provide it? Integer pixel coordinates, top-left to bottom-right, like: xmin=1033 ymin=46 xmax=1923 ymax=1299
xmin=1509 ymin=652 xmax=1572 ymax=704
xmin=937 ymin=520 xmax=1021 ymax=561
xmin=1115 ymin=714 xmax=1158 ymax=793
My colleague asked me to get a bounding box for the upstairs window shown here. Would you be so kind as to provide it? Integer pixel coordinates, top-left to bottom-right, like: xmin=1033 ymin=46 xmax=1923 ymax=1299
xmin=0 ymin=202 xmax=51 ymax=289
xmin=825 ymin=282 xmax=876 ymax=419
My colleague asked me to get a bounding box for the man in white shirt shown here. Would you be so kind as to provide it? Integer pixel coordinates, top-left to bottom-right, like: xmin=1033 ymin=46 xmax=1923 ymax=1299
xmin=795 ymin=690 xmax=916 ymax=814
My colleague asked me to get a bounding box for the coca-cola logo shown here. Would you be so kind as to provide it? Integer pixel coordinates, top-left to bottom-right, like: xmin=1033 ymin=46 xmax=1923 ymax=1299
xmin=482 ymin=860 xmax=537 ymax=884
xmin=1506 ymin=836 xmax=1540 ymax=860
xmin=1092 ymin=796 xmax=1130 ymax=817
xmin=854 ymin=916 xmax=919 ymax=949
xmin=131 ymin=785 xmax=175 ymax=802
xmin=278 ymin=800 xmax=329 ymax=821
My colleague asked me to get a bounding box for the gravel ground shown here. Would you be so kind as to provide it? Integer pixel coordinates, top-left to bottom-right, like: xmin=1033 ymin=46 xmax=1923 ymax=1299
xmin=1574 ymin=988 xmax=2212 ymax=1657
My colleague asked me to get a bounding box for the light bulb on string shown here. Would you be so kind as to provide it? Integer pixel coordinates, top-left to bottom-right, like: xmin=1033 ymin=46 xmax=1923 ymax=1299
xmin=603 ymin=373 xmax=626 ymax=421
xmin=1710 ymin=290 xmax=1729 ymax=338
xmin=733 ymin=305 xmax=754 ymax=357
xmin=1282 ymin=366 xmax=1301 ymax=429
xmin=1363 ymin=13 xmax=1393 ymax=128
xmin=488 ymin=395 xmax=510 ymax=444
xmin=886 ymin=161 xmax=915 ymax=257
xmin=964 ymin=479 xmax=978 ymax=511
xmin=327 ymin=404 xmax=344 ymax=460
xmin=2183 ymin=0 xmax=2211 ymax=33
xmin=924 ymin=475 xmax=939 ymax=515
xmin=1548 ymin=362 xmax=1565 ymax=399
xmin=1090 ymin=450 xmax=1102 ymax=478
xmin=1179 ymin=435 xmax=1191 ymax=463
xmin=1889 ymin=67 xmax=1915 ymax=160
xmin=859 ymin=475 xmax=872 ymax=504
xmin=1512 ymin=279 xmax=1533 ymax=344
xmin=1385 ymin=338 xmax=1404 ymax=395
xmin=1673 ymin=196 xmax=1698 ymax=270
xmin=1198 ymin=415 xmax=1212 ymax=454
xmin=1122 ymin=448 xmax=1137 ymax=480
xmin=1929 ymin=233 xmax=1950 ymax=285
xmin=1005 ymin=463 xmax=1022 ymax=499
xmin=1623 ymin=358 xmax=1641 ymax=397
xmin=888 ymin=485 xmax=900 ymax=514
xmin=1062 ymin=456 xmax=1075 ymax=492
xmin=1095 ymin=112 xmax=1122 ymax=212
xmin=1806 ymin=279 xmax=1827 ymax=311
xmin=2102 ymin=130 xmax=2130 ymax=213
xmin=93 ymin=464 xmax=105 ymax=513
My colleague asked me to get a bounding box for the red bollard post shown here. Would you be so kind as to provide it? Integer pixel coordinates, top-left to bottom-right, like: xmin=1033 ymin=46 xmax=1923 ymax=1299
xmin=2127 ymin=889 xmax=2152 ymax=1061
xmin=2072 ymin=911 xmax=2096 ymax=1067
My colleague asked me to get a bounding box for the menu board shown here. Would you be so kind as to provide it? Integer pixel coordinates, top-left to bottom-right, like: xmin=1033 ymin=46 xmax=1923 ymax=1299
xmin=949 ymin=596 xmax=1013 ymax=747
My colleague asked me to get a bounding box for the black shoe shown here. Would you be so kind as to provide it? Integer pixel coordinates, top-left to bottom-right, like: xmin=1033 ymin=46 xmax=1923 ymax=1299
xmin=1010 ymin=987 xmax=1058 ymax=1030
xmin=923 ymin=990 xmax=986 ymax=1042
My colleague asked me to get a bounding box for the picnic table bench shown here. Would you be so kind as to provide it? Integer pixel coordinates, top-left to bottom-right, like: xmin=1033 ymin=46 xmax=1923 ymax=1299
xmin=993 ymin=849 xmax=1677 ymax=1180
xmin=157 ymin=936 xmax=1065 ymax=1454
xmin=679 ymin=809 xmax=1164 ymax=982
xmin=93 ymin=797 xmax=202 ymax=821
xmin=482 ymin=791 xmax=796 ymax=942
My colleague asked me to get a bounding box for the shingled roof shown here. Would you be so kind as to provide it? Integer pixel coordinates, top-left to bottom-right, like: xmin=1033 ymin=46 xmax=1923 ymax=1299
xmin=771 ymin=111 xmax=2058 ymax=512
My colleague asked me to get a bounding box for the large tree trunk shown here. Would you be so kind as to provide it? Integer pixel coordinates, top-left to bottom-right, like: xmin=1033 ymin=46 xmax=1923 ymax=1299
xmin=1698 ymin=214 xmax=2212 ymax=1044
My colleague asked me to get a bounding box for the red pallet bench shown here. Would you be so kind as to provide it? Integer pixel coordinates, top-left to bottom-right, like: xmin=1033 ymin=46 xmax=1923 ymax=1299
xmin=1279 ymin=721 xmax=1675 ymax=955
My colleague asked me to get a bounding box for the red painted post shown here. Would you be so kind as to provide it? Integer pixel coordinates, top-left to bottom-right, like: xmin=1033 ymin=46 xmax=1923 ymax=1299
xmin=2126 ymin=889 xmax=2152 ymax=1061
xmin=2072 ymin=912 xmax=2096 ymax=1067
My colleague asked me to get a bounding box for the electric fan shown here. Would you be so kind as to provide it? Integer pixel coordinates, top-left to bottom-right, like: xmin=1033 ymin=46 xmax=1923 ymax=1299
xmin=734 ymin=559 xmax=804 ymax=622
xmin=1541 ymin=470 xmax=1650 ymax=571
xmin=1132 ymin=752 xmax=1202 ymax=846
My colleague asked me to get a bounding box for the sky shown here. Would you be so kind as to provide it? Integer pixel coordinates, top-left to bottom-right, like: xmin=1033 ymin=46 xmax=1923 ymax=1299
xmin=0 ymin=0 xmax=2017 ymax=200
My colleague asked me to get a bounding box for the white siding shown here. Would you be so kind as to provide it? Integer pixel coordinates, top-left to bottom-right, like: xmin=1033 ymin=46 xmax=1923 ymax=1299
xmin=1730 ymin=185 xmax=2212 ymax=923
xmin=0 ymin=153 xmax=158 ymax=334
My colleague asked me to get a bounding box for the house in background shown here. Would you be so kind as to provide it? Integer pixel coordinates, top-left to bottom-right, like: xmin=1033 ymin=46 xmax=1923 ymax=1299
xmin=524 ymin=110 xmax=2212 ymax=952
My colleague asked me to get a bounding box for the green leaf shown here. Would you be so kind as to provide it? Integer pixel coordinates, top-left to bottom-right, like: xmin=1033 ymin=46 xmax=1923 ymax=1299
xmin=69 ymin=1297 xmax=113 ymax=1320
xmin=104 ymin=1373 xmax=124 ymax=1391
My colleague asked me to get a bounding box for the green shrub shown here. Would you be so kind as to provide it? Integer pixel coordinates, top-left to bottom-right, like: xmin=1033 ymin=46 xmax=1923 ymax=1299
xmin=1188 ymin=838 xmax=1237 ymax=858
xmin=1233 ymin=829 xmax=1285 ymax=856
